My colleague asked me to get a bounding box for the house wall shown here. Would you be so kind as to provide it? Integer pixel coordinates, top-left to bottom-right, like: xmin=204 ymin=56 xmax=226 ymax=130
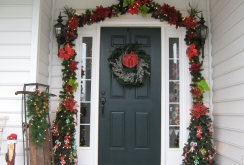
xmin=0 ymin=0 xmax=53 ymax=163
xmin=210 ymin=0 xmax=244 ymax=165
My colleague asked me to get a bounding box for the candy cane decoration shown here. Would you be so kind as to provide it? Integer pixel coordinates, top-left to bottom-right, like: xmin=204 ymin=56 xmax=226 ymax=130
xmin=53 ymin=140 xmax=61 ymax=152
xmin=196 ymin=126 xmax=202 ymax=138
xmin=60 ymin=156 xmax=66 ymax=165
xmin=190 ymin=142 xmax=197 ymax=152
xmin=208 ymin=151 xmax=213 ymax=163
xmin=64 ymin=135 xmax=70 ymax=148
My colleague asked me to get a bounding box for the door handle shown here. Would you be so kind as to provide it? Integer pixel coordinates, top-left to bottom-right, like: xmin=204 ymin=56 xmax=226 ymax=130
xmin=101 ymin=97 xmax=106 ymax=118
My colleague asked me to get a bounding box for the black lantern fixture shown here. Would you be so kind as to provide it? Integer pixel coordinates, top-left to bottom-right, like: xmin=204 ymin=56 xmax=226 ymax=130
xmin=54 ymin=12 xmax=65 ymax=50
xmin=196 ymin=13 xmax=208 ymax=59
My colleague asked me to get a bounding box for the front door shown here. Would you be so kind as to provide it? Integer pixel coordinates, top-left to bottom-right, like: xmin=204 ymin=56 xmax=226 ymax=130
xmin=99 ymin=27 xmax=161 ymax=165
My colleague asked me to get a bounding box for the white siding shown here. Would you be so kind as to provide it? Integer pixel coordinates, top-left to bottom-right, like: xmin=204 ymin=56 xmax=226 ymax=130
xmin=0 ymin=0 xmax=54 ymax=164
xmin=211 ymin=0 xmax=244 ymax=164
xmin=38 ymin=0 xmax=53 ymax=84
xmin=0 ymin=1 xmax=33 ymax=164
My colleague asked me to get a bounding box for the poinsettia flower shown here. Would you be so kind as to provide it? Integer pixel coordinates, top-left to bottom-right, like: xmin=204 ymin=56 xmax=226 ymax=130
xmin=195 ymin=79 xmax=210 ymax=93
xmin=190 ymin=102 xmax=208 ymax=118
xmin=186 ymin=43 xmax=198 ymax=60
xmin=65 ymin=31 xmax=76 ymax=42
xmin=189 ymin=63 xmax=200 ymax=72
xmin=58 ymin=44 xmax=75 ymax=60
xmin=138 ymin=4 xmax=150 ymax=17
xmin=123 ymin=0 xmax=135 ymax=7
xmin=63 ymin=97 xmax=78 ymax=112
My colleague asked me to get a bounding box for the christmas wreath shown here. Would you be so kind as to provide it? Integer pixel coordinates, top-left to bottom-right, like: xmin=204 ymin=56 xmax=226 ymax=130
xmin=108 ymin=43 xmax=150 ymax=87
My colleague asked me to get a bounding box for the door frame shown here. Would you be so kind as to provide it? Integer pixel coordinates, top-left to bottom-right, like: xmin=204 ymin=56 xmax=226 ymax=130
xmin=76 ymin=14 xmax=190 ymax=165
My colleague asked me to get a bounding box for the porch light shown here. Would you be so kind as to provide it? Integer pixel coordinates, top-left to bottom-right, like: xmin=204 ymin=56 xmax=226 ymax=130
xmin=196 ymin=13 xmax=208 ymax=59
xmin=54 ymin=12 xmax=65 ymax=50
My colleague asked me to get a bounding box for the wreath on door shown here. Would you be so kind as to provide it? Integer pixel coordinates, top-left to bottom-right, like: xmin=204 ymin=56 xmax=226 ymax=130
xmin=108 ymin=43 xmax=150 ymax=87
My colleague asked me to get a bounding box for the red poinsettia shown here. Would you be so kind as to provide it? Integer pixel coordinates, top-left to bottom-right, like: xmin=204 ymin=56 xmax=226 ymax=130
xmin=58 ymin=44 xmax=75 ymax=60
xmin=95 ymin=5 xmax=111 ymax=18
xmin=189 ymin=63 xmax=200 ymax=72
xmin=183 ymin=16 xmax=197 ymax=29
xmin=69 ymin=60 xmax=78 ymax=72
xmin=90 ymin=13 xmax=97 ymax=22
xmin=186 ymin=43 xmax=198 ymax=60
xmin=190 ymin=87 xmax=202 ymax=98
xmin=68 ymin=16 xmax=80 ymax=31
xmin=128 ymin=5 xmax=139 ymax=15
xmin=190 ymin=102 xmax=208 ymax=118
xmin=63 ymin=97 xmax=78 ymax=112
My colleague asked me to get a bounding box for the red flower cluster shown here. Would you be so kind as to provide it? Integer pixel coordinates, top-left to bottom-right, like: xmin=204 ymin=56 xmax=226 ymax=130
xmin=128 ymin=5 xmax=139 ymax=15
xmin=65 ymin=83 xmax=74 ymax=93
xmin=161 ymin=3 xmax=178 ymax=25
xmin=68 ymin=16 xmax=80 ymax=31
xmin=65 ymin=31 xmax=76 ymax=42
xmin=82 ymin=6 xmax=110 ymax=25
xmin=186 ymin=43 xmax=198 ymax=60
xmin=190 ymin=102 xmax=208 ymax=118
xmin=189 ymin=63 xmax=200 ymax=72
xmin=190 ymin=87 xmax=202 ymax=98
xmin=63 ymin=97 xmax=78 ymax=112
xmin=183 ymin=16 xmax=197 ymax=29
xmin=95 ymin=5 xmax=111 ymax=18
xmin=185 ymin=31 xmax=197 ymax=42
xmin=69 ymin=60 xmax=78 ymax=72
xmin=58 ymin=44 xmax=75 ymax=60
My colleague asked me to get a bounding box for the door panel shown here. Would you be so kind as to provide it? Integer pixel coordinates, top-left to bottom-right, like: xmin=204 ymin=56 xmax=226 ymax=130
xmin=99 ymin=28 xmax=161 ymax=165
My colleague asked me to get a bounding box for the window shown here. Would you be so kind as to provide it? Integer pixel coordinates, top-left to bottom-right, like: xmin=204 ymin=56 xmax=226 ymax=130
xmin=80 ymin=37 xmax=92 ymax=147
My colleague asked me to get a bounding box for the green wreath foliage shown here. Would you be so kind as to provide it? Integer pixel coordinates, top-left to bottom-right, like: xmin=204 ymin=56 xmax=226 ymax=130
xmin=108 ymin=43 xmax=151 ymax=87
xmin=26 ymin=90 xmax=51 ymax=147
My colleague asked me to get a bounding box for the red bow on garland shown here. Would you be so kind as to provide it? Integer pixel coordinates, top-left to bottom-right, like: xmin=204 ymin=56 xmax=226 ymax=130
xmin=59 ymin=44 xmax=75 ymax=60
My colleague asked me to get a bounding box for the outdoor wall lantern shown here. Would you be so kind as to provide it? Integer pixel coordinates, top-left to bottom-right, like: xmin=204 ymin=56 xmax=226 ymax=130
xmin=54 ymin=12 xmax=65 ymax=50
xmin=196 ymin=13 xmax=209 ymax=59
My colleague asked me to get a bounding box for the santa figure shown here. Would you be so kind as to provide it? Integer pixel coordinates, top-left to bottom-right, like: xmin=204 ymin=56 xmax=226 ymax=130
xmin=5 ymin=133 xmax=18 ymax=165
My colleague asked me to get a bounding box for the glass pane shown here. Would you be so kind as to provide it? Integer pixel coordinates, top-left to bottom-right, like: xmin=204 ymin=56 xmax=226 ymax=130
xmin=169 ymin=81 xmax=179 ymax=102
xmin=81 ymin=80 xmax=91 ymax=101
xmin=169 ymin=104 xmax=180 ymax=125
xmin=80 ymin=103 xmax=90 ymax=124
xmin=81 ymin=59 xmax=92 ymax=79
xmin=82 ymin=37 xmax=93 ymax=58
xmin=79 ymin=125 xmax=90 ymax=147
xmin=169 ymin=60 xmax=179 ymax=80
xmin=169 ymin=126 xmax=180 ymax=148
xmin=169 ymin=38 xmax=179 ymax=58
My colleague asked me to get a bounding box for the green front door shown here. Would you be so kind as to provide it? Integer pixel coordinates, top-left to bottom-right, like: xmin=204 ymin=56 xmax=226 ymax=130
xmin=99 ymin=27 xmax=161 ymax=165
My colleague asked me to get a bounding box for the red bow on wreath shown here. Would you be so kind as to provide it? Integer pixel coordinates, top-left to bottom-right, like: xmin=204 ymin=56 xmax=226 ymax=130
xmin=123 ymin=51 xmax=139 ymax=68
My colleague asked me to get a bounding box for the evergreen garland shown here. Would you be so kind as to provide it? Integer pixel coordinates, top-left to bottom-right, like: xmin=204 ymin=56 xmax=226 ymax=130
xmin=26 ymin=90 xmax=51 ymax=147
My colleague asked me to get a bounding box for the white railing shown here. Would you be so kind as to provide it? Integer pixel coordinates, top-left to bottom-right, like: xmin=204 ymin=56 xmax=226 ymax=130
xmin=0 ymin=116 xmax=9 ymax=151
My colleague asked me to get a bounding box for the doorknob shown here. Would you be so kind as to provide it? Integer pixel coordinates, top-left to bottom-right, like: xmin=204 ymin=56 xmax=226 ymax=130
xmin=100 ymin=97 xmax=106 ymax=118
